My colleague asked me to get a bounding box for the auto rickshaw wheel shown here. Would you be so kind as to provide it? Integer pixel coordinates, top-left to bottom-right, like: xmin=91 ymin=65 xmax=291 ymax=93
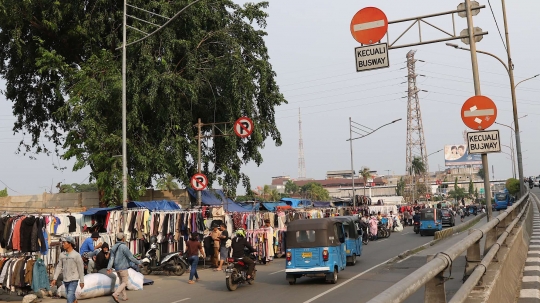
xmin=351 ymin=254 xmax=357 ymax=265
xmin=420 ymin=231 xmax=424 ymax=237
xmin=328 ymin=268 xmax=338 ymax=284
xmin=288 ymin=278 xmax=296 ymax=285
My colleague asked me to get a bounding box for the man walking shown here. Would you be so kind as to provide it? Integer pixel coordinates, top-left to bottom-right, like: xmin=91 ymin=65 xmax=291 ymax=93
xmin=94 ymin=243 xmax=117 ymax=294
xmin=107 ymin=233 xmax=141 ymax=303
xmin=216 ymin=224 xmax=229 ymax=271
xmin=51 ymin=236 xmax=85 ymax=303
xmin=210 ymin=225 xmax=221 ymax=269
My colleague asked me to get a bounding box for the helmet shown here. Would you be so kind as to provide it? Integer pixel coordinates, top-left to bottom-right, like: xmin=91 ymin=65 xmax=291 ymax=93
xmin=150 ymin=236 xmax=158 ymax=244
xmin=235 ymin=228 xmax=246 ymax=237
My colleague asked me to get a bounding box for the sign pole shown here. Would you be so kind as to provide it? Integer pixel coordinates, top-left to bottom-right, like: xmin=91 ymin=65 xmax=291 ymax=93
xmin=197 ymin=118 xmax=202 ymax=207
xmin=465 ymin=0 xmax=491 ymax=221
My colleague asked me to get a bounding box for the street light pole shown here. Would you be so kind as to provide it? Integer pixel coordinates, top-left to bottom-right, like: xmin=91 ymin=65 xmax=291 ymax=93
xmin=501 ymin=145 xmax=516 ymax=178
xmin=349 ymin=117 xmax=356 ymax=207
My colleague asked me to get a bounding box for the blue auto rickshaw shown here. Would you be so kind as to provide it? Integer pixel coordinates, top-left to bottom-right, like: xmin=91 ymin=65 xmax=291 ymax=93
xmin=333 ymin=216 xmax=363 ymax=265
xmin=285 ymin=218 xmax=347 ymax=285
xmin=419 ymin=208 xmax=443 ymax=236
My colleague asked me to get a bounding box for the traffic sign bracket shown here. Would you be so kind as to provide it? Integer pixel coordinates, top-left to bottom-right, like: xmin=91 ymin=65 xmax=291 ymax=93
xmin=385 ymin=5 xmax=488 ymax=50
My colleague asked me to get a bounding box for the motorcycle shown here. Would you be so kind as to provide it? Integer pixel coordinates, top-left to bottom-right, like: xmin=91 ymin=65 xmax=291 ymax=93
xmin=530 ymin=183 xmax=534 ymax=189
xmin=359 ymin=221 xmax=369 ymax=245
xmin=413 ymin=221 xmax=420 ymax=234
xmin=225 ymin=253 xmax=257 ymax=291
xmin=140 ymin=238 xmax=188 ymax=276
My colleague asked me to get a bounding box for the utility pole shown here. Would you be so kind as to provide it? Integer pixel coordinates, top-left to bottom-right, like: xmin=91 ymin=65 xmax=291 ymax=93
xmin=464 ymin=0 xmax=492 ymax=221
xmin=501 ymin=0 xmax=525 ymax=195
xmin=349 ymin=117 xmax=356 ymax=206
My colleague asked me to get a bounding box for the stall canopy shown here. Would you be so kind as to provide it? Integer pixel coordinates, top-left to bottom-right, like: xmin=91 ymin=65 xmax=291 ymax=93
xmin=80 ymin=206 xmax=121 ymax=216
xmin=127 ymin=200 xmax=181 ymax=211
xmin=187 ymin=189 xmax=251 ymax=212
xmin=312 ymin=201 xmax=332 ymax=208
xmin=261 ymin=202 xmax=287 ymax=211
xmin=279 ymin=198 xmax=312 ymax=208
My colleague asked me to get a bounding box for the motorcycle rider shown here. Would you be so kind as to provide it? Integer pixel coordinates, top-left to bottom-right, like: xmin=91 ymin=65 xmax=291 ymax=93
xmin=529 ymin=178 xmax=534 ymax=188
xmin=231 ymin=228 xmax=256 ymax=280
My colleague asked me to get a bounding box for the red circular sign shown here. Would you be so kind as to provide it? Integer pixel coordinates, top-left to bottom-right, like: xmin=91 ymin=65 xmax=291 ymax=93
xmin=460 ymin=96 xmax=497 ymax=130
xmin=234 ymin=117 xmax=254 ymax=138
xmin=190 ymin=173 xmax=208 ymax=191
xmin=350 ymin=7 xmax=388 ymax=45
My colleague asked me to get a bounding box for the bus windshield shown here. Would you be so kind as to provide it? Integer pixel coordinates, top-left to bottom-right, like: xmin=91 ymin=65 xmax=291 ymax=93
xmin=495 ymin=193 xmax=507 ymax=201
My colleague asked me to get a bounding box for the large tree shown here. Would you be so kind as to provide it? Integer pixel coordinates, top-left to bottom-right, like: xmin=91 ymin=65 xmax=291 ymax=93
xmin=0 ymin=1 xmax=286 ymax=204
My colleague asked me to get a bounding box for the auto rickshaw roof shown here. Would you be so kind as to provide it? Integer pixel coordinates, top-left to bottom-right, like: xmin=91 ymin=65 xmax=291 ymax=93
xmin=286 ymin=218 xmax=340 ymax=231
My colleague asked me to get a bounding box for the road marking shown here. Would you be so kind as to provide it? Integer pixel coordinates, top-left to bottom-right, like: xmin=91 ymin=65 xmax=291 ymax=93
xmin=353 ymin=20 xmax=385 ymax=32
xmin=303 ymin=258 xmax=392 ymax=303
xmin=269 ymin=269 xmax=285 ymax=275
xmin=377 ymin=239 xmax=388 ymax=243
xmin=396 ymin=255 xmax=413 ymax=264
xmin=171 ymin=299 xmax=191 ymax=303
xmin=401 ymin=232 xmax=412 ymax=236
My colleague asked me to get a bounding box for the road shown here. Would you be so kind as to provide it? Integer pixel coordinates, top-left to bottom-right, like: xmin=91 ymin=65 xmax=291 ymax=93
xmin=30 ymin=214 xmax=478 ymax=303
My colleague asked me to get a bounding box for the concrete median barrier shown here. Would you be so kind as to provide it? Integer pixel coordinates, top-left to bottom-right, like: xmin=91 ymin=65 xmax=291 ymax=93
xmin=434 ymin=213 xmax=486 ymax=240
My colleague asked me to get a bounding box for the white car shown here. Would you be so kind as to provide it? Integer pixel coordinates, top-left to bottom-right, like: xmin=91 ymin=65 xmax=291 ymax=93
xmin=534 ymin=178 xmax=540 ymax=187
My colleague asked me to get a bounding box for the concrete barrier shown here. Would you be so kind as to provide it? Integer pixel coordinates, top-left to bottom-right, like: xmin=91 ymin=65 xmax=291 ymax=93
xmin=433 ymin=213 xmax=486 ymax=240
xmin=465 ymin=199 xmax=533 ymax=303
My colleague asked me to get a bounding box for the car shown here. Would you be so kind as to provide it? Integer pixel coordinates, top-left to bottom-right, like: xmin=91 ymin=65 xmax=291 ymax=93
xmin=441 ymin=209 xmax=455 ymax=227
xmin=535 ymin=178 xmax=540 ymax=187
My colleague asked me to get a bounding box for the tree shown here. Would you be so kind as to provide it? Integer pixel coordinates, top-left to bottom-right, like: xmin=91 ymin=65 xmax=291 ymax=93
xmin=300 ymin=182 xmax=330 ymax=201
xmin=0 ymin=1 xmax=286 ymax=205
xmin=411 ymin=156 xmax=426 ymax=178
xmin=262 ymin=185 xmax=271 ymax=201
xmin=284 ymin=180 xmax=299 ymax=195
xmin=474 ymin=187 xmax=479 ymax=200
xmin=270 ymin=189 xmax=280 ymax=202
xmin=0 ymin=188 xmax=7 ymax=197
xmin=58 ymin=183 xmax=98 ymax=193
xmin=360 ymin=167 xmax=371 ymax=197
xmin=477 ymin=167 xmax=485 ymax=180
xmin=468 ymin=179 xmax=474 ymax=198
xmin=448 ymin=187 xmax=466 ymax=202
xmin=156 ymin=174 xmax=179 ymax=192
xmin=396 ymin=177 xmax=405 ymax=196
xmin=505 ymin=178 xmax=520 ymax=196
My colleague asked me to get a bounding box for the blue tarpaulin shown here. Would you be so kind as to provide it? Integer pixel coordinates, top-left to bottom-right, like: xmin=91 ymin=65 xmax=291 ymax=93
xmin=127 ymin=201 xmax=181 ymax=211
xmin=261 ymin=202 xmax=288 ymax=211
xmin=187 ymin=189 xmax=251 ymax=212
xmin=80 ymin=206 xmax=121 ymax=216
xmin=312 ymin=201 xmax=332 ymax=208
xmin=279 ymin=198 xmax=312 ymax=208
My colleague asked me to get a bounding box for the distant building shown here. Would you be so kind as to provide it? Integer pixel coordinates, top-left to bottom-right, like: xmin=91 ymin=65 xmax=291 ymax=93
xmin=326 ymin=170 xmax=354 ymax=179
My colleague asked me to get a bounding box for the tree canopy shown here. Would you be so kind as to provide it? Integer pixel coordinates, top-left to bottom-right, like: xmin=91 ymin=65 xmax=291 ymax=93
xmin=156 ymin=174 xmax=179 ymax=192
xmin=284 ymin=180 xmax=299 ymax=195
xmin=0 ymin=188 xmax=7 ymax=198
xmin=58 ymin=183 xmax=98 ymax=193
xmin=0 ymin=0 xmax=286 ymax=204
xmin=300 ymin=182 xmax=330 ymax=201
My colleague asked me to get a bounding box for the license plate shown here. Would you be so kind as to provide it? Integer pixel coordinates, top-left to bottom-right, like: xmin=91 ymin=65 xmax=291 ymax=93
xmin=302 ymin=252 xmax=312 ymax=258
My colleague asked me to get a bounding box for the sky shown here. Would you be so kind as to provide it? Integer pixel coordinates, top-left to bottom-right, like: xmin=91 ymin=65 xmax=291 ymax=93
xmin=1 ymin=0 xmax=539 ymax=196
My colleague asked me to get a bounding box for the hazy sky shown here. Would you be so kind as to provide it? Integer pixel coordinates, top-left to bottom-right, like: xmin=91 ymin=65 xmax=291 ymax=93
xmin=1 ymin=0 xmax=539 ymax=196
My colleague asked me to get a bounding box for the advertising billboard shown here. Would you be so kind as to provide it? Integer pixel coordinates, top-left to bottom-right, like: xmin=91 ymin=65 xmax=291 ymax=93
xmin=444 ymin=144 xmax=482 ymax=166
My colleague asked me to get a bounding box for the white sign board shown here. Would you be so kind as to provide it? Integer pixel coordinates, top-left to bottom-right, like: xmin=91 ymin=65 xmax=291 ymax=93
xmin=467 ymin=130 xmax=501 ymax=154
xmin=355 ymin=43 xmax=389 ymax=72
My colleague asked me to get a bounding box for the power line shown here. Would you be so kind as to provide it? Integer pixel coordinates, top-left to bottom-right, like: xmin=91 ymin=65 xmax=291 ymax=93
xmin=0 ymin=179 xmax=21 ymax=194
xmin=487 ymin=0 xmax=507 ymax=51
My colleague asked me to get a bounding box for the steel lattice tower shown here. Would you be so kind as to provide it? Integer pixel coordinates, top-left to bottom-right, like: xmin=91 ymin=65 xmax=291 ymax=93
xmin=298 ymin=108 xmax=306 ymax=179
xmin=405 ymin=50 xmax=429 ymax=199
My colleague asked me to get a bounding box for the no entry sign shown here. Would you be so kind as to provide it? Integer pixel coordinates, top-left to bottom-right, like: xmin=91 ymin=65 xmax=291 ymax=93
xmin=190 ymin=173 xmax=208 ymax=191
xmin=234 ymin=117 xmax=254 ymax=138
xmin=461 ymin=96 xmax=497 ymax=130
xmin=350 ymin=7 xmax=388 ymax=45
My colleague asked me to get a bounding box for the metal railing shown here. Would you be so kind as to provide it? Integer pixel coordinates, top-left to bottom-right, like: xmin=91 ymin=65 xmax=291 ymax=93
xmin=367 ymin=192 xmax=530 ymax=303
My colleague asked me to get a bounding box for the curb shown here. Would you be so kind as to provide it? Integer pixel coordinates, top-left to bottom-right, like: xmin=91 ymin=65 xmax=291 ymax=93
xmin=386 ymin=213 xmax=487 ymax=264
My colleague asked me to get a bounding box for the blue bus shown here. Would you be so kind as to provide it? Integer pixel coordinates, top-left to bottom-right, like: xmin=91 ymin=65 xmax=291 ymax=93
xmin=494 ymin=190 xmax=514 ymax=211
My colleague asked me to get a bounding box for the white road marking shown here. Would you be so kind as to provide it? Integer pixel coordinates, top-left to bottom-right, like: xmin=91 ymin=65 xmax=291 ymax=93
xmin=303 ymin=258 xmax=394 ymax=302
xmin=269 ymin=269 xmax=285 ymax=275
xmin=377 ymin=239 xmax=388 ymax=243
xmin=401 ymin=232 xmax=412 ymax=236
xmin=520 ymin=289 xmax=540 ymax=298
xmin=171 ymin=299 xmax=191 ymax=303
xmin=523 ymin=276 xmax=540 ymax=283
xmin=353 ymin=20 xmax=385 ymax=32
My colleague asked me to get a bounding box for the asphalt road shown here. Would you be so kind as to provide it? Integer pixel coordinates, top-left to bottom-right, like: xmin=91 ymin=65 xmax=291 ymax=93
xmin=30 ymin=214 xmax=478 ymax=303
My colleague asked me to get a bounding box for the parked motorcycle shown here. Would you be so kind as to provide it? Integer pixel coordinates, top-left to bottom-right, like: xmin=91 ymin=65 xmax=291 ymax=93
xmin=140 ymin=237 xmax=188 ymax=276
xmin=225 ymin=253 xmax=257 ymax=291
xmin=413 ymin=221 xmax=420 ymax=234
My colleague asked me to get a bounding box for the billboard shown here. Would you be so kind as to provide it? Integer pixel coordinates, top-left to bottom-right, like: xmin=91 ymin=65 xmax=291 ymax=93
xmin=444 ymin=144 xmax=482 ymax=166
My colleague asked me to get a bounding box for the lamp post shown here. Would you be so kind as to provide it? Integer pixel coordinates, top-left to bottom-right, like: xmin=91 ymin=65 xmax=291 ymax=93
xmin=501 ymin=145 xmax=516 ymax=178
xmin=347 ymin=118 xmax=402 ymax=207
xmin=494 ymin=119 xmax=526 ymax=181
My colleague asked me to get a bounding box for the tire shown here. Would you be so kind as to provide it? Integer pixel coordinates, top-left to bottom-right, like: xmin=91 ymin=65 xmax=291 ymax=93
xmin=172 ymin=257 xmax=187 ymax=276
xmin=351 ymin=254 xmax=357 ymax=266
xmin=386 ymin=230 xmax=391 ymax=238
xmin=140 ymin=263 xmax=152 ymax=275
xmin=226 ymin=269 xmax=239 ymax=291
xmin=328 ymin=269 xmax=338 ymax=284
xmin=288 ymin=278 xmax=296 ymax=285
xmin=420 ymin=231 xmax=424 ymax=237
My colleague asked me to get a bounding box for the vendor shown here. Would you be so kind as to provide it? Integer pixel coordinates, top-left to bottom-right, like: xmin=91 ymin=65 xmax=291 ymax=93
xmin=80 ymin=231 xmax=103 ymax=256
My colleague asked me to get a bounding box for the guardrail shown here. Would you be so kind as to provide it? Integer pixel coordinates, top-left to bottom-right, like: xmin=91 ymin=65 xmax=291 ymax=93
xmin=367 ymin=191 xmax=530 ymax=303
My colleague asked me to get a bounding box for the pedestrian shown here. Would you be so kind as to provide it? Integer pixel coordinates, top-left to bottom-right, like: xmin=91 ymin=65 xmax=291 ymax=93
xmin=216 ymin=223 xmax=229 ymax=271
xmin=210 ymin=225 xmax=221 ymax=269
xmin=51 ymin=236 xmax=85 ymax=303
xmin=79 ymin=231 xmax=103 ymax=256
xmin=263 ymin=219 xmax=275 ymax=263
xmin=458 ymin=208 xmax=464 ymax=222
xmin=94 ymin=243 xmax=117 ymax=294
xmin=107 ymin=232 xmax=141 ymax=303
xmin=403 ymin=209 xmax=409 ymax=226
xmin=369 ymin=215 xmax=378 ymax=240
xmin=186 ymin=232 xmax=205 ymax=284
